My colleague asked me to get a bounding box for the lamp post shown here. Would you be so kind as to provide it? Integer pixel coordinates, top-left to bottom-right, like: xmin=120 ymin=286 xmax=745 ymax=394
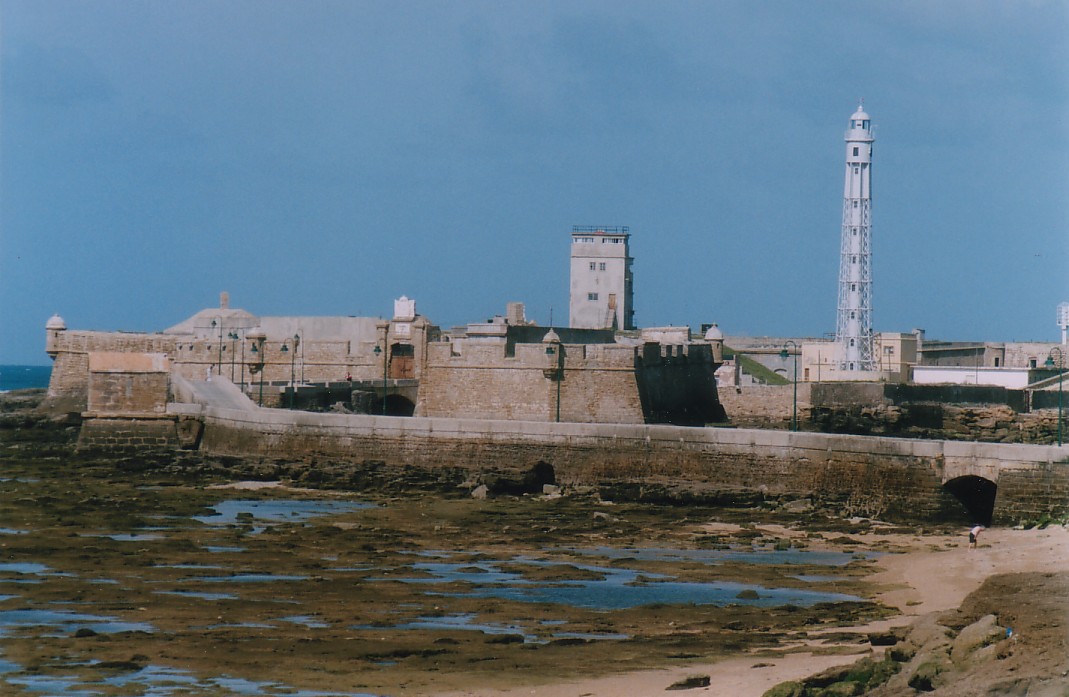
xmin=239 ymin=331 xmax=246 ymax=391
xmin=1045 ymin=347 xmax=1063 ymax=446
xmin=247 ymin=328 xmax=266 ymax=407
xmin=543 ymin=332 xmax=563 ymax=422
xmin=228 ymin=331 xmax=239 ymax=381
xmin=280 ymin=342 xmax=291 ymax=408
xmin=289 ymin=334 xmax=300 ymax=408
xmin=211 ymin=319 xmax=224 ymax=374
xmin=779 ymin=340 xmax=799 ymax=432
xmin=373 ymin=344 xmax=388 ymax=415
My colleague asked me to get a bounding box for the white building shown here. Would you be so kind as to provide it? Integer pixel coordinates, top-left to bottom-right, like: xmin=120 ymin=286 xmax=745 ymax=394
xmin=569 ymin=226 xmax=634 ymax=330
xmin=834 ymin=104 xmax=877 ymax=371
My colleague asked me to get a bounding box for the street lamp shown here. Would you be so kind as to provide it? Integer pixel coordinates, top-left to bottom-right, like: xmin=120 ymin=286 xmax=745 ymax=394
xmin=228 ymin=331 xmax=239 ymax=381
xmin=292 ymin=333 xmax=301 ymax=384
xmin=289 ymin=334 xmax=300 ymax=408
xmin=247 ymin=328 xmax=267 ymax=407
xmin=779 ymin=340 xmax=799 ymax=432
xmin=1044 ymin=347 xmax=1063 ymax=446
xmin=543 ymin=331 xmax=563 ymax=422
xmin=373 ymin=344 xmax=388 ymax=415
xmin=211 ymin=319 xmax=224 ymax=374
xmin=280 ymin=342 xmax=291 ymax=409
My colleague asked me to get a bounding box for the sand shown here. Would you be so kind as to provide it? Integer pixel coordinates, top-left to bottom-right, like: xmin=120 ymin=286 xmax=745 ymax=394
xmin=437 ymin=525 xmax=1069 ymax=697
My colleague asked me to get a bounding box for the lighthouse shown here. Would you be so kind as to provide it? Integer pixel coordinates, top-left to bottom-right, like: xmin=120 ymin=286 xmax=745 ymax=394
xmin=835 ymin=104 xmax=876 ymax=371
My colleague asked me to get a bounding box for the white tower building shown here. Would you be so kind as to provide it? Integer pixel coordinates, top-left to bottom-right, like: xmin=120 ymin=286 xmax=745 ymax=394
xmin=569 ymin=226 xmax=634 ymax=330
xmin=835 ymin=104 xmax=876 ymax=371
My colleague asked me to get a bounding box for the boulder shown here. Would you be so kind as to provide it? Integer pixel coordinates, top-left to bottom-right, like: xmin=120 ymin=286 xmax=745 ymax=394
xmin=950 ymin=614 xmax=1004 ymax=664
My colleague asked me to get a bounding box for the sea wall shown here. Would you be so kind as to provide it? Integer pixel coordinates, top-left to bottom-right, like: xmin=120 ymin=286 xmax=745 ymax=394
xmin=188 ymin=406 xmax=1069 ymax=525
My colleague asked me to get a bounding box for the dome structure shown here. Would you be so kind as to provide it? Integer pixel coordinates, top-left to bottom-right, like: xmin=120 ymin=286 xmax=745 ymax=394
xmin=541 ymin=329 xmax=561 ymax=344
xmin=46 ymin=314 xmax=67 ymax=331
xmin=703 ymin=324 xmax=723 ymax=341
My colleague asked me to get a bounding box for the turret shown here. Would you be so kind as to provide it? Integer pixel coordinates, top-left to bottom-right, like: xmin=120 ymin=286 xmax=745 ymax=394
xmin=45 ymin=314 xmax=67 ymax=357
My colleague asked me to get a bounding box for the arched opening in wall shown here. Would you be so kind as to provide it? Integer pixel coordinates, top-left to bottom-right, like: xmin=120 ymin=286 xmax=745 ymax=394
xmin=371 ymin=394 xmax=416 ymax=417
xmin=943 ymin=476 xmax=997 ymax=526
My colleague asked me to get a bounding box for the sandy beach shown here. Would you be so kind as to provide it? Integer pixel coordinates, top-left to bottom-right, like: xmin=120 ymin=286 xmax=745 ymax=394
xmin=438 ymin=525 xmax=1069 ymax=697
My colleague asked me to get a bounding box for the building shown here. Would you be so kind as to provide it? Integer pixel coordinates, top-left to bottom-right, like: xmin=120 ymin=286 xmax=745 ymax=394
xmin=45 ymin=295 xmax=724 ymax=426
xmin=569 ymin=226 xmax=634 ymax=330
xmin=801 ymin=332 xmax=917 ymax=383
xmin=834 ymin=104 xmax=877 ymax=371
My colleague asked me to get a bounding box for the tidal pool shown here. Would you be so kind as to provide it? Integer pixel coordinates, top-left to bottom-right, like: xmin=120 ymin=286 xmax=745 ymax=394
xmin=195 ymin=499 xmax=374 ymax=530
xmin=0 ymin=608 xmax=155 ymax=635
xmin=4 ymin=661 xmax=385 ymax=696
xmin=568 ymin=545 xmax=874 ymax=566
xmin=394 ymin=557 xmax=862 ymax=609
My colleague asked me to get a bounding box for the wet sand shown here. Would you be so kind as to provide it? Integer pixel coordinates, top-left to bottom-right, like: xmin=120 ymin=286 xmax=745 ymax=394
xmin=437 ymin=526 xmax=1069 ymax=697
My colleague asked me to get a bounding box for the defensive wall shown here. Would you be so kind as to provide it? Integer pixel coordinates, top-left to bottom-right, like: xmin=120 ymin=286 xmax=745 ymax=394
xmin=84 ymin=403 xmax=1069 ymax=526
xmin=418 ymin=340 xmax=723 ymax=425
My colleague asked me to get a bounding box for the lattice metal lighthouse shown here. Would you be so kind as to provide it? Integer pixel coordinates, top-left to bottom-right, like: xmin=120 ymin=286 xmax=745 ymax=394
xmin=835 ymin=103 xmax=876 ymax=371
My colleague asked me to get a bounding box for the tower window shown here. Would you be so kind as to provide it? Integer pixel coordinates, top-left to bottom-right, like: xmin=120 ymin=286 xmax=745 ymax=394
xmin=853 ymin=147 xmax=859 ymax=156
xmin=854 ymin=167 xmax=859 ymax=174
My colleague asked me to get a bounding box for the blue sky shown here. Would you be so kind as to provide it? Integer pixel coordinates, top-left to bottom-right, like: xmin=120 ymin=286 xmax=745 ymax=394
xmin=2 ymin=1 xmax=1067 ymax=364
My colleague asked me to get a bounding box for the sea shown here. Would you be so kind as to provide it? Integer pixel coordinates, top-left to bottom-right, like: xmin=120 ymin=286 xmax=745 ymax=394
xmin=0 ymin=365 xmax=52 ymax=392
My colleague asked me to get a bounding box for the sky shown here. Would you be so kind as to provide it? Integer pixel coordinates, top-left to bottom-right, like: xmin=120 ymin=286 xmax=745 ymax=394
xmin=2 ymin=1 xmax=1067 ymax=365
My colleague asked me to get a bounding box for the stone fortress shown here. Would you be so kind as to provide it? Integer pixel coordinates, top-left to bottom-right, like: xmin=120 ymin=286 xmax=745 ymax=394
xmin=37 ymin=143 xmax=1069 ymax=528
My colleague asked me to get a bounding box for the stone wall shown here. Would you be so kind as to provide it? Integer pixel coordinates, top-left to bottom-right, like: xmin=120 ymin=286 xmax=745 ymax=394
xmin=78 ymin=416 xmax=181 ymax=450
xmin=191 ymin=406 xmax=1069 ymax=524
xmin=718 ymin=384 xmax=811 ymax=429
xmin=417 ymin=341 xmax=721 ymax=425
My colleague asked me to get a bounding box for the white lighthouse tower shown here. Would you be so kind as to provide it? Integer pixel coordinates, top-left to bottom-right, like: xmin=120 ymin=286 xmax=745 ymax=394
xmin=835 ymin=103 xmax=876 ymax=371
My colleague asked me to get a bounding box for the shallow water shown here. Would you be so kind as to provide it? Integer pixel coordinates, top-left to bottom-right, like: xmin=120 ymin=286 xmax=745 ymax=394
xmin=397 ymin=557 xmax=862 ymax=609
xmin=568 ymin=545 xmax=873 ymax=566
xmin=195 ymin=499 xmax=374 ymax=529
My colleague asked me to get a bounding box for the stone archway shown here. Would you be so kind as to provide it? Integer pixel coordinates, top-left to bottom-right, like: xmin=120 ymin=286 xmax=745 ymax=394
xmin=943 ymin=475 xmax=997 ymax=526
xmin=372 ymin=394 xmax=416 ymax=417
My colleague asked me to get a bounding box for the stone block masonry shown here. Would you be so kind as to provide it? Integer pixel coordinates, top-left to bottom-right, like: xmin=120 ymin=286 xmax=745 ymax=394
xmin=191 ymin=407 xmax=1069 ymax=525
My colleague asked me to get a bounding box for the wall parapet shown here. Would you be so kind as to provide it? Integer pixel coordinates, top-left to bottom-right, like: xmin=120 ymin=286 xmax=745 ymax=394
xmin=195 ymin=408 xmax=1069 ymax=524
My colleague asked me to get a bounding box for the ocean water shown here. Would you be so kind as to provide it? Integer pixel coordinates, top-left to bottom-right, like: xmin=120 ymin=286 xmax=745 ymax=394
xmin=0 ymin=365 xmax=52 ymax=392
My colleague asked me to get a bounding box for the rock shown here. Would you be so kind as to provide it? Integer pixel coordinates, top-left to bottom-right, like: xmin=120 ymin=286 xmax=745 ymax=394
xmin=666 ymin=674 xmax=711 ymax=690
xmin=73 ymin=627 xmax=98 ymax=638
xmin=542 ymin=484 xmax=561 ymax=495
xmin=736 ymin=589 xmax=760 ymax=600
xmin=951 ymin=614 xmax=1004 ymax=664
xmin=470 ymin=484 xmax=488 ymax=500
xmin=821 ymin=681 xmax=861 ymax=696
xmin=781 ymin=498 xmax=812 ymax=513
xmin=908 ymin=656 xmax=951 ymax=692
xmin=867 ymin=629 xmax=903 ymax=646
xmin=761 ymin=681 xmax=804 ymax=697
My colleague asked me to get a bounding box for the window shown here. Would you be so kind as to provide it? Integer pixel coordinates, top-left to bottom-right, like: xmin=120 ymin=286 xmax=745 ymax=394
xmin=588 ymin=293 xmax=598 ymax=301
xmin=854 ymin=167 xmax=859 ymax=174
xmin=853 ymin=146 xmax=859 ymax=156
xmin=1029 ymin=358 xmax=1037 ymax=369
xmin=994 ymin=357 xmax=1001 ymax=367
xmin=589 ymin=262 xmax=596 ymax=270
xmin=599 ymin=262 xmax=606 ymax=271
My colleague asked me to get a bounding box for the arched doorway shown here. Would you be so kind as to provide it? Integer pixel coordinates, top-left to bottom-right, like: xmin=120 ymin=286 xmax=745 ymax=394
xmin=371 ymin=394 xmax=416 ymax=417
xmin=943 ymin=475 xmax=997 ymax=526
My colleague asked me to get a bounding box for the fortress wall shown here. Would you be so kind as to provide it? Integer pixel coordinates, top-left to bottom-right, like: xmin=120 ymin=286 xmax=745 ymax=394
xmin=48 ymin=331 xmax=180 ymax=405
xmin=194 ymin=409 xmax=1069 ymax=523
xmin=418 ymin=342 xmax=645 ymax=423
xmin=47 ymin=330 xmax=373 ymax=408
